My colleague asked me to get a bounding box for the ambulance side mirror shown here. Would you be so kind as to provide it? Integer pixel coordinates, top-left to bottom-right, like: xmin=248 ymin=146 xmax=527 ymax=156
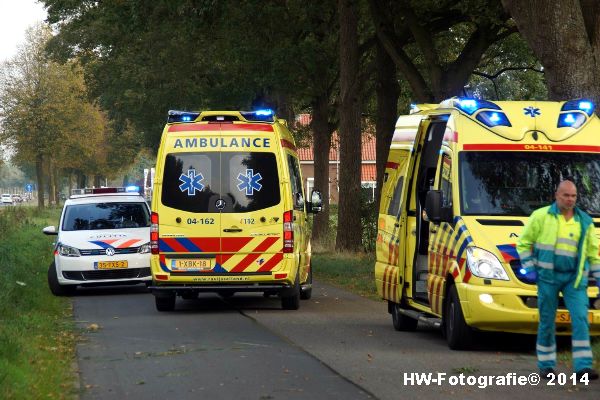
xmin=308 ymin=190 xmax=323 ymax=214
xmin=425 ymin=190 xmax=453 ymax=224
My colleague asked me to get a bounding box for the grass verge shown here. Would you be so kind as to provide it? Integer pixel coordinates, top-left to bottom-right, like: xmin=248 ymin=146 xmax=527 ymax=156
xmin=312 ymin=251 xmax=379 ymax=301
xmin=0 ymin=206 xmax=77 ymax=400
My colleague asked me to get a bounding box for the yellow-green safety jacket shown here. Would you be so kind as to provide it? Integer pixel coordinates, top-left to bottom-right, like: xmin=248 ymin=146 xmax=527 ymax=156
xmin=517 ymin=203 xmax=600 ymax=288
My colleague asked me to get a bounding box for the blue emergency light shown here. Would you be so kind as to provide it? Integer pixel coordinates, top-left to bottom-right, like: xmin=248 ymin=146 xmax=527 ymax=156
xmin=125 ymin=185 xmax=140 ymax=193
xmin=455 ymin=97 xmax=501 ymax=115
xmin=561 ymin=99 xmax=595 ymax=116
xmin=240 ymin=109 xmax=275 ymax=122
xmin=168 ymin=110 xmax=201 ymax=123
xmin=557 ymin=112 xmax=587 ymax=128
xmin=476 ymin=111 xmax=512 ymax=127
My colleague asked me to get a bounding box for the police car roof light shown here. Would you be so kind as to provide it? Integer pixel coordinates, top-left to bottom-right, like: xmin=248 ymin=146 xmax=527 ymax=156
xmin=83 ymin=187 xmax=127 ymax=194
xmin=168 ymin=110 xmax=201 ymax=123
xmin=561 ymin=99 xmax=595 ymax=116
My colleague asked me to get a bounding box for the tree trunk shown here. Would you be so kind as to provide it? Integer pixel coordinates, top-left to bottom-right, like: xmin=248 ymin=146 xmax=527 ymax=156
xmin=501 ymin=0 xmax=600 ymax=104
xmin=375 ymin=41 xmax=400 ymax=207
xmin=311 ymin=95 xmax=333 ymax=245
xmin=336 ymin=0 xmax=363 ymax=252
xmin=35 ymin=154 xmax=44 ymax=208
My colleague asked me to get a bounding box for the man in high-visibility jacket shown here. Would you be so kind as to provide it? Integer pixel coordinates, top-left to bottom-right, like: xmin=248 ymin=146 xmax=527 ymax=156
xmin=517 ymin=180 xmax=600 ymax=380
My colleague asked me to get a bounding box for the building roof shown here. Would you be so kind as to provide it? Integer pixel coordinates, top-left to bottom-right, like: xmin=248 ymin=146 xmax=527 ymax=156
xmin=295 ymin=114 xmax=376 ymax=162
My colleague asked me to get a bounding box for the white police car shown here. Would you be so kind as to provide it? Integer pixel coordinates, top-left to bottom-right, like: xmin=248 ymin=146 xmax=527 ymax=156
xmin=43 ymin=187 xmax=151 ymax=295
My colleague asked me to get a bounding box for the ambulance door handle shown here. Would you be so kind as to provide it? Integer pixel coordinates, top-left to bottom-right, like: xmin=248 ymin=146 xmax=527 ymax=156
xmin=411 ymin=229 xmax=416 ymax=236
xmin=223 ymin=228 xmax=243 ymax=233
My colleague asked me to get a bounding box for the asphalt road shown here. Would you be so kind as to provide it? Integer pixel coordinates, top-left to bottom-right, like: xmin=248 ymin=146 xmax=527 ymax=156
xmin=73 ymin=282 xmax=599 ymax=399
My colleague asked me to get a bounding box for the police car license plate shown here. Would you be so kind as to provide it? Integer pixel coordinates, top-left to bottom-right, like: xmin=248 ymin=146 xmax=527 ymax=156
xmin=555 ymin=311 xmax=593 ymax=323
xmin=96 ymin=260 xmax=128 ymax=269
xmin=172 ymin=259 xmax=213 ymax=270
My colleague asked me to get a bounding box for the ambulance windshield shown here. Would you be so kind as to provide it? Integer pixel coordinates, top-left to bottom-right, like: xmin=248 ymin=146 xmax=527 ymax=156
xmin=459 ymin=152 xmax=600 ymax=216
xmin=161 ymin=152 xmax=280 ymax=213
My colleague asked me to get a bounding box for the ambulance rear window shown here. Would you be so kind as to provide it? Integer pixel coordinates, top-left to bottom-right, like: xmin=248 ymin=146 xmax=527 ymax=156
xmin=161 ymin=152 xmax=280 ymax=213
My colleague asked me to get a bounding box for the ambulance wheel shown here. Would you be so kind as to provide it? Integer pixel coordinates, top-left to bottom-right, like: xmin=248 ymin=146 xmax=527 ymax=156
xmin=444 ymin=284 xmax=473 ymax=350
xmin=281 ymin=273 xmax=300 ymax=310
xmin=391 ymin=302 xmax=418 ymax=331
xmin=300 ymin=267 xmax=312 ymax=300
xmin=47 ymin=262 xmax=75 ymax=296
xmin=155 ymin=295 xmax=176 ymax=311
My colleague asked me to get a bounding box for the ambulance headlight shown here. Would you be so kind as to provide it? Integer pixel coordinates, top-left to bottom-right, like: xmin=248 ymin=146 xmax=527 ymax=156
xmin=466 ymin=247 xmax=508 ymax=281
xmin=57 ymin=243 xmax=81 ymax=257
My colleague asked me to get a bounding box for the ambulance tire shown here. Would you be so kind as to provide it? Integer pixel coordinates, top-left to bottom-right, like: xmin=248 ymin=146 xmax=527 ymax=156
xmin=281 ymin=272 xmax=300 ymax=310
xmin=155 ymin=294 xmax=176 ymax=311
xmin=445 ymin=284 xmax=473 ymax=350
xmin=300 ymin=267 xmax=312 ymax=300
xmin=391 ymin=303 xmax=418 ymax=331
xmin=48 ymin=262 xmax=75 ymax=296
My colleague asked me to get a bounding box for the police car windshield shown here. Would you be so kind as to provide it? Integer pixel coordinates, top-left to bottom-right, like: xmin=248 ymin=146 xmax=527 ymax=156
xmin=459 ymin=152 xmax=600 ymax=217
xmin=161 ymin=152 xmax=280 ymax=213
xmin=62 ymin=203 xmax=151 ymax=231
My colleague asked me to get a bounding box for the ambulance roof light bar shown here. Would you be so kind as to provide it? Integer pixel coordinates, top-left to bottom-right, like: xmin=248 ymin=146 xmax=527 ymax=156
xmin=558 ymin=99 xmax=595 ymax=128
xmin=168 ymin=110 xmax=201 ymax=123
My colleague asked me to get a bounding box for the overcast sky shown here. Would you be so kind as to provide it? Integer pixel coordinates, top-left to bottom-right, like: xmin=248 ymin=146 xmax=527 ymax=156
xmin=0 ymin=0 xmax=47 ymax=63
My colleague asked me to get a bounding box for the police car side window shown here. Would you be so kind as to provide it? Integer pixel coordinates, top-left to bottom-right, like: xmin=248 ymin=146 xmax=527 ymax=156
xmin=287 ymin=154 xmax=304 ymax=210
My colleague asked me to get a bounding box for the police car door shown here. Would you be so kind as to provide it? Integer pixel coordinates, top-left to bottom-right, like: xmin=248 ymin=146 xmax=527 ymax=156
xmin=217 ymin=124 xmax=284 ymax=275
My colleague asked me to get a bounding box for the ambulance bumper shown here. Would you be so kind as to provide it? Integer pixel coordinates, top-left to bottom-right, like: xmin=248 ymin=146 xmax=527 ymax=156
xmin=457 ymin=282 xmax=600 ymax=335
xmin=149 ymin=283 xmax=292 ymax=296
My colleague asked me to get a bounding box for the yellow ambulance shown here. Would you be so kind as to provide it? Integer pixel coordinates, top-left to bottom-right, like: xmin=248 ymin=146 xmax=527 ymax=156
xmin=149 ymin=109 xmax=322 ymax=311
xmin=375 ymin=98 xmax=600 ymax=349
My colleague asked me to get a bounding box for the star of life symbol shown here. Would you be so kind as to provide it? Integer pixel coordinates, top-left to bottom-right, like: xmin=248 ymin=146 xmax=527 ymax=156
xmin=237 ymin=169 xmax=263 ymax=195
xmin=179 ymin=169 xmax=205 ymax=196
xmin=523 ymin=106 xmax=541 ymax=117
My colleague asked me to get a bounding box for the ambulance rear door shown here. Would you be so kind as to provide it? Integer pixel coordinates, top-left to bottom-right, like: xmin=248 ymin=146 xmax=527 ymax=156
xmin=158 ymin=124 xmax=223 ymax=273
xmin=217 ymin=124 xmax=285 ymax=275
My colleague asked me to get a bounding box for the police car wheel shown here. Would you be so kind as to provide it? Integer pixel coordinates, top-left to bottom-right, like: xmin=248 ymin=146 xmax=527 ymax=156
xmin=300 ymin=266 xmax=312 ymax=300
xmin=281 ymin=273 xmax=300 ymax=310
xmin=47 ymin=262 xmax=76 ymax=296
xmin=391 ymin=302 xmax=418 ymax=331
xmin=155 ymin=295 xmax=176 ymax=311
xmin=444 ymin=284 xmax=473 ymax=350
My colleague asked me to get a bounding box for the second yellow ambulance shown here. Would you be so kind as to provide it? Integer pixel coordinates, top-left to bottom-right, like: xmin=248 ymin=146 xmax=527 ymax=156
xmin=149 ymin=109 xmax=322 ymax=311
xmin=375 ymin=98 xmax=600 ymax=349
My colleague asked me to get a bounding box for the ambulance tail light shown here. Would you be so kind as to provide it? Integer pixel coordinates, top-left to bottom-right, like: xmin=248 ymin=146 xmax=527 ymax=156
xmin=283 ymin=210 xmax=294 ymax=253
xmin=151 ymin=212 xmax=159 ymax=254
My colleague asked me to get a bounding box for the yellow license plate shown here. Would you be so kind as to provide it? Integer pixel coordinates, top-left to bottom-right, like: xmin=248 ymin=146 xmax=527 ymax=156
xmin=555 ymin=311 xmax=593 ymax=323
xmin=171 ymin=259 xmax=213 ymax=270
xmin=96 ymin=260 xmax=128 ymax=270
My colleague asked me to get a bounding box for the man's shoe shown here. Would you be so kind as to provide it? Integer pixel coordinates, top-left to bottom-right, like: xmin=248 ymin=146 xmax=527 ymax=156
xmin=575 ymin=368 xmax=599 ymax=380
xmin=539 ymin=368 xmax=555 ymax=379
